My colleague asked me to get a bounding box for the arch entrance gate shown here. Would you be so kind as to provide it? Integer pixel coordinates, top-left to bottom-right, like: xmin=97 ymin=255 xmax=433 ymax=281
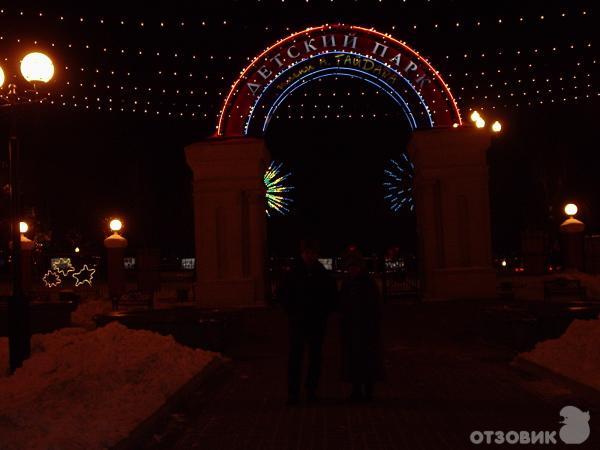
xmin=185 ymin=24 xmax=496 ymax=305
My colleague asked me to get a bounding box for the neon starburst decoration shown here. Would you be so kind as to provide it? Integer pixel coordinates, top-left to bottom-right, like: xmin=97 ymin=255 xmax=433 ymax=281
xmin=43 ymin=270 xmax=62 ymax=288
xmin=72 ymin=264 xmax=96 ymax=287
xmin=51 ymin=257 xmax=75 ymax=276
xmin=264 ymin=161 xmax=294 ymax=217
xmin=383 ymin=154 xmax=415 ymax=213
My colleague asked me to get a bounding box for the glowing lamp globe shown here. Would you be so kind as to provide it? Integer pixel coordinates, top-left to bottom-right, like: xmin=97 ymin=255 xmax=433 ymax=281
xmin=109 ymin=219 xmax=123 ymax=233
xmin=470 ymin=111 xmax=481 ymax=122
xmin=564 ymin=203 xmax=578 ymax=217
xmin=491 ymin=121 xmax=502 ymax=133
xmin=20 ymin=52 xmax=54 ymax=83
xmin=475 ymin=118 xmax=486 ymax=128
xmin=0 ymin=66 xmax=5 ymax=87
xmin=19 ymin=221 xmax=29 ymax=234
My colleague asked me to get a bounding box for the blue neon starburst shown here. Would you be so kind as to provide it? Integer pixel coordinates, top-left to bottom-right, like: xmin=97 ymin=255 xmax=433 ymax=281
xmin=383 ymin=154 xmax=415 ymax=213
xmin=264 ymin=161 xmax=294 ymax=217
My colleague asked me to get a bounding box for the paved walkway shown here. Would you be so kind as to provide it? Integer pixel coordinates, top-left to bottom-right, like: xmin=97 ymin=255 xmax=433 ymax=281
xmin=143 ymin=302 xmax=599 ymax=449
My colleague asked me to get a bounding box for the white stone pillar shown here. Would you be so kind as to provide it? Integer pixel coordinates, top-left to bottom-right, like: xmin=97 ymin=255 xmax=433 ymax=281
xmin=185 ymin=137 xmax=269 ymax=307
xmin=104 ymin=232 xmax=128 ymax=299
xmin=409 ymin=127 xmax=497 ymax=300
xmin=560 ymin=216 xmax=585 ymax=272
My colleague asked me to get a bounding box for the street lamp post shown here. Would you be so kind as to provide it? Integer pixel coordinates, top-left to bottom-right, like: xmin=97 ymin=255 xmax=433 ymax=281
xmin=1 ymin=51 xmax=55 ymax=372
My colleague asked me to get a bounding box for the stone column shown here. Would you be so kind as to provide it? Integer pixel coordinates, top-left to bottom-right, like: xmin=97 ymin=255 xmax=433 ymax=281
xmin=408 ymin=127 xmax=496 ymax=300
xmin=560 ymin=217 xmax=584 ymax=272
xmin=104 ymin=232 xmax=128 ymax=300
xmin=20 ymin=235 xmax=35 ymax=295
xmin=185 ymin=137 xmax=269 ymax=308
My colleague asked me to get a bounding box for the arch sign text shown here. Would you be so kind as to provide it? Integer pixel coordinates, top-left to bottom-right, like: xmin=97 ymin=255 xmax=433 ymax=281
xmin=217 ymin=24 xmax=462 ymax=136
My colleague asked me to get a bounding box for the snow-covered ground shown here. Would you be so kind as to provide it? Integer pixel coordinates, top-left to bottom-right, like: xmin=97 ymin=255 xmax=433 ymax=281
xmin=569 ymin=272 xmax=600 ymax=299
xmin=502 ymin=272 xmax=600 ymax=301
xmin=519 ymin=316 xmax=600 ymax=391
xmin=71 ymin=298 xmax=113 ymax=329
xmin=0 ymin=320 xmax=217 ymax=450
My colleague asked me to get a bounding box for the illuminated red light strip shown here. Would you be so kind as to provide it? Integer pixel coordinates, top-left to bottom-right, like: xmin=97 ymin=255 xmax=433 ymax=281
xmin=217 ymin=24 xmax=462 ymax=136
xmin=216 ymin=25 xmax=329 ymax=135
xmin=350 ymin=25 xmax=462 ymax=126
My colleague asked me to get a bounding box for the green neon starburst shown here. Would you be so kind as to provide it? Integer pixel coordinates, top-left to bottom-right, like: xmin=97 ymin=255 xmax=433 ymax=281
xmin=264 ymin=161 xmax=294 ymax=217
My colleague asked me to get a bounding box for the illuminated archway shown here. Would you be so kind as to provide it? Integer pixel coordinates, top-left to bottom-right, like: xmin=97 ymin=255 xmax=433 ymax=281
xmin=188 ymin=24 xmax=495 ymax=306
xmin=217 ymin=24 xmax=462 ymax=136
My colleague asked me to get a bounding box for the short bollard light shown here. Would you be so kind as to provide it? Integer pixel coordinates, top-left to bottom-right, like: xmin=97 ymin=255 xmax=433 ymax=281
xmin=560 ymin=203 xmax=584 ymax=232
xmin=18 ymin=221 xmax=34 ymax=251
xmin=19 ymin=222 xmax=34 ymax=248
xmin=18 ymin=221 xmax=34 ymax=294
xmin=104 ymin=218 xmax=128 ymax=248
xmin=109 ymin=218 xmax=123 ymax=233
xmin=564 ymin=203 xmax=578 ymax=217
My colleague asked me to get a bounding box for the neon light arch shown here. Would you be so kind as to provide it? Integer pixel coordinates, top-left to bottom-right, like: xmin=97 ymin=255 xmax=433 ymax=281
xmin=217 ymin=24 xmax=461 ymax=137
xmin=260 ymin=67 xmax=424 ymax=133
xmin=255 ymin=52 xmax=434 ymax=134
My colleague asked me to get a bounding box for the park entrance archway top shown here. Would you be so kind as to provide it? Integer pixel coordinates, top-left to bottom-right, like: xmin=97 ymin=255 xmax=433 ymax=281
xmin=217 ymin=24 xmax=462 ymax=136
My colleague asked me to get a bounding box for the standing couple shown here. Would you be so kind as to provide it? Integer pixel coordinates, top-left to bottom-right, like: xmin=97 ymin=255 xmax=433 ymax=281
xmin=277 ymin=239 xmax=383 ymax=405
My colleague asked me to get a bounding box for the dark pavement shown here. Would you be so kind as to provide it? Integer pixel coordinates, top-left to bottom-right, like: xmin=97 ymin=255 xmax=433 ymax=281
xmin=141 ymin=301 xmax=600 ymax=449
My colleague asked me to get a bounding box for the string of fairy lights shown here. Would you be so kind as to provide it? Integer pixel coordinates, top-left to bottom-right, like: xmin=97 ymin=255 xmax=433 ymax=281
xmin=1 ymin=35 xmax=594 ymax=63
xmin=0 ymin=4 xmax=596 ymax=120
xmin=0 ymin=6 xmax=591 ymax=33
xmin=1 ymin=4 xmax=594 ymax=220
xmin=9 ymin=68 xmax=593 ymax=118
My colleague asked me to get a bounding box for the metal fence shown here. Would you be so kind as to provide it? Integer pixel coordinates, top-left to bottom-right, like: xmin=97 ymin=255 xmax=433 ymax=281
xmin=268 ymin=254 xmax=420 ymax=302
xmin=380 ymin=254 xmax=420 ymax=300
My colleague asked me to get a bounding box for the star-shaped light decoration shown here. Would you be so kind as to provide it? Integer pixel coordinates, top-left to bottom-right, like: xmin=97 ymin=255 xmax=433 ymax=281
xmin=42 ymin=270 xmax=62 ymax=288
xmin=72 ymin=264 xmax=96 ymax=287
xmin=51 ymin=257 xmax=75 ymax=276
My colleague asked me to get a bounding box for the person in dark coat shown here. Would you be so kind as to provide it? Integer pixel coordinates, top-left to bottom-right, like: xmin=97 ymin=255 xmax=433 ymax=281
xmin=277 ymin=239 xmax=337 ymax=404
xmin=339 ymin=249 xmax=383 ymax=401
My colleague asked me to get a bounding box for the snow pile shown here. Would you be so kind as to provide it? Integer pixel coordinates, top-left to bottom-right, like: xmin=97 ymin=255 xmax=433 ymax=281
xmin=567 ymin=273 xmax=600 ymax=300
xmin=519 ymin=316 xmax=600 ymax=391
xmin=502 ymin=273 xmax=600 ymax=301
xmin=0 ymin=298 xmax=112 ymax=377
xmin=0 ymin=322 xmax=217 ymax=450
xmin=71 ymin=298 xmax=113 ymax=329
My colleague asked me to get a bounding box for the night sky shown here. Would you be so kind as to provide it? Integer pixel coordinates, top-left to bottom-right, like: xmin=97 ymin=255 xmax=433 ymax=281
xmin=0 ymin=1 xmax=597 ymax=259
